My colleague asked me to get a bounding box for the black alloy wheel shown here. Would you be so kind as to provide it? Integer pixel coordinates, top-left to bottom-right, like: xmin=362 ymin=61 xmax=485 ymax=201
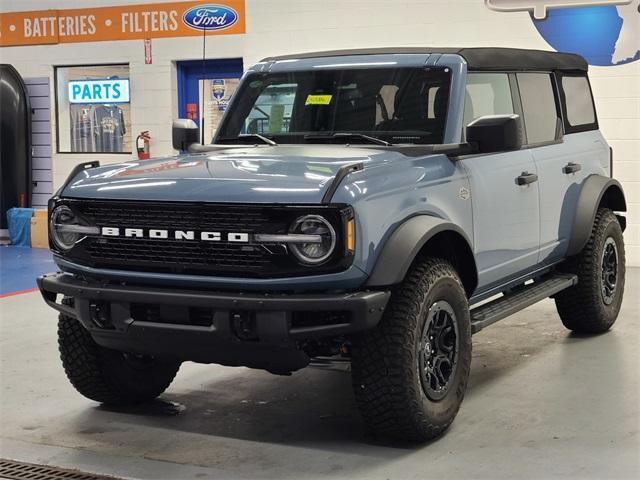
xmin=419 ymin=300 xmax=459 ymax=401
xmin=600 ymin=236 xmax=618 ymax=305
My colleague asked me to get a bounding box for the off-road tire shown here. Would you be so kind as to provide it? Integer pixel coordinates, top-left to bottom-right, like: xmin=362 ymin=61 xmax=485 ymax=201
xmin=351 ymin=257 xmax=472 ymax=442
xmin=58 ymin=306 xmax=181 ymax=405
xmin=555 ymin=208 xmax=625 ymax=334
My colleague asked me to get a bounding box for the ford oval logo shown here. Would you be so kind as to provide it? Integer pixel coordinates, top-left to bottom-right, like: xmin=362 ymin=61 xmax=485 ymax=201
xmin=182 ymin=4 xmax=238 ymax=31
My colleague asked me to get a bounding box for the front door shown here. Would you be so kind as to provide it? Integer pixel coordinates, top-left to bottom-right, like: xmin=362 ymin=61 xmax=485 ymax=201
xmin=461 ymin=72 xmax=540 ymax=290
xmin=463 ymin=150 xmax=540 ymax=289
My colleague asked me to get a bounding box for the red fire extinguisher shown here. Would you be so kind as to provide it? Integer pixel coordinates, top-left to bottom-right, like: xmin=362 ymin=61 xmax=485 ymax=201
xmin=136 ymin=131 xmax=151 ymax=160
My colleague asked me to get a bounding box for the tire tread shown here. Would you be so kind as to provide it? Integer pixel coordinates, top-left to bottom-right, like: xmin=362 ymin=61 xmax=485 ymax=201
xmin=555 ymin=208 xmax=625 ymax=333
xmin=351 ymin=257 xmax=471 ymax=442
xmin=58 ymin=301 xmax=179 ymax=405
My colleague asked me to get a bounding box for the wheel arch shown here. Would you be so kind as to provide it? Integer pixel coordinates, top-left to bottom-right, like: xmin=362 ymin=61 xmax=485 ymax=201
xmin=567 ymin=175 xmax=627 ymax=256
xmin=366 ymin=215 xmax=478 ymax=298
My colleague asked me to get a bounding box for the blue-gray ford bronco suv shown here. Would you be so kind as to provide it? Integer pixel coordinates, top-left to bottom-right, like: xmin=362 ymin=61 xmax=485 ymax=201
xmin=39 ymin=48 xmax=627 ymax=442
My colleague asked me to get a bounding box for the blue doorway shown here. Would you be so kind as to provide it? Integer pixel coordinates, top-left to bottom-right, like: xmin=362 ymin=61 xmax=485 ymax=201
xmin=177 ymin=58 xmax=243 ymax=143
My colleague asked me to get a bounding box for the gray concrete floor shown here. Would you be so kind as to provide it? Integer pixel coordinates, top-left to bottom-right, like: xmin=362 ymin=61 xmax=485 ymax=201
xmin=1 ymin=270 xmax=639 ymax=480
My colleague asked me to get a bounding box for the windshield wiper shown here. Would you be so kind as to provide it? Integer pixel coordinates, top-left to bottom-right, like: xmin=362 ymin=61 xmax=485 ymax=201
xmin=305 ymin=133 xmax=392 ymax=146
xmin=219 ymin=134 xmax=277 ymax=146
xmin=238 ymin=133 xmax=278 ymax=146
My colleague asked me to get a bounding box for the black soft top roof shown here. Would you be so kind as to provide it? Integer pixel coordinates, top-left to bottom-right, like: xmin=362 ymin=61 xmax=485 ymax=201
xmin=261 ymin=47 xmax=588 ymax=72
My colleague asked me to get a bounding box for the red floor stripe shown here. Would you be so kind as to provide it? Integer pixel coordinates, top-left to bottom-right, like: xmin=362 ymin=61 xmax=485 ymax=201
xmin=0 ymin=287 xmax=39 ymax=299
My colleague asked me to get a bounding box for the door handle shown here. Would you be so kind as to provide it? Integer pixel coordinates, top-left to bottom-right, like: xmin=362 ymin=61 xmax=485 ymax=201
xmin=562 ymin=162 xmax=582 ymax=174
xmin=515 ymin=172 xmax=538 ymax=186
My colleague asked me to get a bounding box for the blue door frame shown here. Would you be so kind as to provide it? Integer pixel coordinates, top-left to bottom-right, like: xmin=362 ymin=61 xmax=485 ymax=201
xmin=176 ymin=58 xmax=244 ymax=125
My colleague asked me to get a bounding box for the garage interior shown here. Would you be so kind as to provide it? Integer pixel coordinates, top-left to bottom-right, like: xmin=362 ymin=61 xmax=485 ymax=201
xmin=1 ymin=1 xmax=639 ymax=479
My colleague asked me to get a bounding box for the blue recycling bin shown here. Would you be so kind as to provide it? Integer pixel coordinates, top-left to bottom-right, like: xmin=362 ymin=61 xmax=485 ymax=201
xmin=7 ymin=207 xmax=34 ymax=247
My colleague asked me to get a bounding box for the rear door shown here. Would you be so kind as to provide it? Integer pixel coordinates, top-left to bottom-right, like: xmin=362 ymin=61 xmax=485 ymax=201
xmin=516 ymin=72 xmax=594 ymax=265
xmin=461 ymin=73 xmax=540 ymax=290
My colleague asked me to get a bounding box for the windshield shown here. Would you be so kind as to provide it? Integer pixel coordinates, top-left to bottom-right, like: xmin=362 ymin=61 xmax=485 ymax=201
xmin=216 ymin=67 xmax=451 ymax=145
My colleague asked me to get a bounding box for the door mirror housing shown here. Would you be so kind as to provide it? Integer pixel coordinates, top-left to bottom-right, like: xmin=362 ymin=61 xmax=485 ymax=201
xmin=466 ymin=114 xmax=523 ymax=154
xmin=172 ymin=119 xmax=199 ymax=152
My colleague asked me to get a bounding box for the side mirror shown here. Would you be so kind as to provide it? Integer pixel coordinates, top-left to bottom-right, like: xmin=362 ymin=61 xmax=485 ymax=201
xmin=172 ymin=119 xmax=199 ymax=151
xmin=466 ymin=114 xmax=523 ymax=154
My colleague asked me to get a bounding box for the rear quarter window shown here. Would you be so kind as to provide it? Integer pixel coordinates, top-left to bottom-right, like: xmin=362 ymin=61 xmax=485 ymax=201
xmin=559 ymin=74 xmax=598 ymax=133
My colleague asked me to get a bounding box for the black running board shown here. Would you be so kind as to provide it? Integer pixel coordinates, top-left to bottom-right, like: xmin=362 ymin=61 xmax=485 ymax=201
xmin=470 ymin=273 xmax=577 ymax=334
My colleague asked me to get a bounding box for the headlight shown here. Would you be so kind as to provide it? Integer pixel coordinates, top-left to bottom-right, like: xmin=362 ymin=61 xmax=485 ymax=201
xmin=49 ymin=205 xmax=98 ymax=251
xmin=289 ymin=214 xmax=336 ymax=265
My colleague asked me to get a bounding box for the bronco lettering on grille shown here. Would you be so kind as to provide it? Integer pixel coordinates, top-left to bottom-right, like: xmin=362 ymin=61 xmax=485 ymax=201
xmin=100 ymin=227 xmax=249 ymax=243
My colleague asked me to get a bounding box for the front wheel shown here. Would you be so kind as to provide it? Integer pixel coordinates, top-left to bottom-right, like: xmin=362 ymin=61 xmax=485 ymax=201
xmin=555 ymin=208 xmax=625 ymax=334
xmin=58 ymin=311 xmax=181 ymax=405
xmin=350 ymin=257 xmax=472 ymax=442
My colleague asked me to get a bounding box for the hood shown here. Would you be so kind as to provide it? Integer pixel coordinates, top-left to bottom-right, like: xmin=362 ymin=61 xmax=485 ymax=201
xmin=61 ymin=145 xmax=411 ymax=204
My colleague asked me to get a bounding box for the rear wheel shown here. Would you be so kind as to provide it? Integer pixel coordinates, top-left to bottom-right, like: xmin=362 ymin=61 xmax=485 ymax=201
xmin=555 ymin=208 xmax=625 ymax=334
xmin=351 ymin=257 xmax=471 ymax=442
xmin=58 ymin=306 xmax=181 ymax=405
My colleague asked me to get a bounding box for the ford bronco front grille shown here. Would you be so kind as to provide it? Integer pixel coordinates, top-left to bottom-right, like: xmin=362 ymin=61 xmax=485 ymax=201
xmin=85 ymin=238 xmax=271 ymax=270
xmin=59 ymin=200 xmax=351 ymax=278
xmin=80 ymin=202 xmax=273 ymax=231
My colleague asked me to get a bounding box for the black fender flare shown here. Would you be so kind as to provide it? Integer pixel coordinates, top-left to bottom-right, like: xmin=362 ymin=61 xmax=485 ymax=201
xmin=366 ymin=215 xmax=476 ymax=290
xmin=567 ymin=175 xmax=626 ymax=256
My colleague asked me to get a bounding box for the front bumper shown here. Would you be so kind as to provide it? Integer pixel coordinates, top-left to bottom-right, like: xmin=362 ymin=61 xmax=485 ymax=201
xmin=38 ymin=273 xmax=390 ymax=373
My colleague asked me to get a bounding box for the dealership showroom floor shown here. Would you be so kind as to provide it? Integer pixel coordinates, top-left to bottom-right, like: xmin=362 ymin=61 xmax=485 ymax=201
xmin=0 ymin=246 xmax=638 ymax=479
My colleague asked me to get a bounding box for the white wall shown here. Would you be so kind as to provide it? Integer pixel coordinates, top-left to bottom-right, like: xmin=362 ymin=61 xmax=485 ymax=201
xmin=1 ymin=0 xmax=638 ymax=264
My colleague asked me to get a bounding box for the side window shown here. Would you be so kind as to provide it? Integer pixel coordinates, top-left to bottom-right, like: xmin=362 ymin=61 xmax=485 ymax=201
xmin=517 ymin=73 xmax=559 ymax=145
xmin=463 ymin=73 xmax=514 ymax=128
xmin=560 ymin=74 xmax=597 ymax=132
xmin=245 ymin=83 xmax=296 ymax=134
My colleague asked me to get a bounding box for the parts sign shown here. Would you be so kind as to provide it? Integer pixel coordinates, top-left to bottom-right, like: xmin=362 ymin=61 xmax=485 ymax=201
xmin=68 ymin=79 xmax=131 ymax=104
xmin=0 ymin=1 xmax=245 ymax=47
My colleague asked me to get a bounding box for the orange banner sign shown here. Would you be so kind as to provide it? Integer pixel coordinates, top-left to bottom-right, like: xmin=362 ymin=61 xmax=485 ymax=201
xmin=0 ymin=1 xmax=245 ymax=47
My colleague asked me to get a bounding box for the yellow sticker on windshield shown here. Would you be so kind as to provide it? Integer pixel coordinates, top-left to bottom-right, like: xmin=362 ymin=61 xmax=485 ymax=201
xmin=305 ymin=94 xmax=332 ymax=105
